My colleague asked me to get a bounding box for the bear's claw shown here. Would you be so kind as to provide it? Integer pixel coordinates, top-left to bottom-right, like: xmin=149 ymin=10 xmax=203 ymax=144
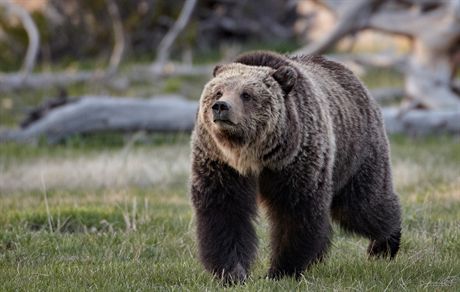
xmin=221 ymin=263 xmax=247 ymax=285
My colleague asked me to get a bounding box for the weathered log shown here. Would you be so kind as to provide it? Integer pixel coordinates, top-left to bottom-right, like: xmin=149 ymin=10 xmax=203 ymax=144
xmin=0 ymin=71 xmax=102 ymax=92
xmin=1 ymin=95 xmax=459 ymax=144
xmin=295 ymin=0 xmax=384 ymax=55
xmin=367 ymin=0 xmax=460 ymax=109
xmin=130 ymin=63 xmax=212 ymax=80
xmin=20 ymin=91 xmax=72 ymax=128
xmin=0 ymin=64 xmax=213 ymax=93
xmin=0 ymin=95 xmax=198 ymax=143
xmin=382 ymin=108 xmax=460 ymax=136
xmin=298 ymin=0 xmax=460 ymax=110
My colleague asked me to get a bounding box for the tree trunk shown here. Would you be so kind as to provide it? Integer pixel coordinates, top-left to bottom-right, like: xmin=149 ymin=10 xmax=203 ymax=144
xmin=405 ymin=40 xmax=460 ymax=109
xmin=151 ymin=0 xmax=197 ymax=72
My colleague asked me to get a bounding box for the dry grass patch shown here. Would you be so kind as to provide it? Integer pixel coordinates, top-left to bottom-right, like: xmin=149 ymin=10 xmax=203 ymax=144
xmin=0 ymin=145 xmax=190 ymax=193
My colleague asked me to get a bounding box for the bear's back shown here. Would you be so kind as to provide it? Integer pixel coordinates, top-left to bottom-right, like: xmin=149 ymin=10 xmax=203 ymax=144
xmin=293 ymin=55 xmax=387 ymax=192
xmin=235 ymin=51 xmax=388 ymax=191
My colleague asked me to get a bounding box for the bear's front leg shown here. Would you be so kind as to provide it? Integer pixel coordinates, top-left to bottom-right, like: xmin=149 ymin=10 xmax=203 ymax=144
xmin=190 ymin=156 xmax=258 ymax=284
xmin=260 ymin=167 xmax=332 ymax=279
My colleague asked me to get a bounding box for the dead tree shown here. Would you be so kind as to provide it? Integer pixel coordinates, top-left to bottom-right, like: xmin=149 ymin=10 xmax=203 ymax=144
xmin=0 ymin=0 xmax=205 ymax=92
xmin=106 ymin=0 xmax=125 ymax=76
xmin=151 ymin=0 xmax=197 ymax=73
xmin=0 ymin=0 xmax=39 ymax=78
xmin=299 ymin=0 xmax=460 ymax=110
xmin=0 ymin=0 xmax=123 ymax=91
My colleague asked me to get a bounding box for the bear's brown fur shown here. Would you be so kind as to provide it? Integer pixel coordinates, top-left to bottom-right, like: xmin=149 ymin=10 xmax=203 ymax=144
xmin=190 ymin=51 xmax=401 ymax=283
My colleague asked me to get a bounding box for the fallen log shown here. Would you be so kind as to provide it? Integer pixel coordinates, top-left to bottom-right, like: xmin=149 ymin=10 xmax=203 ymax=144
xmin=382 ymin=107 xmax=460 ymax=136
xmin=1 ymin=96 xmax=459 ymax=144
xmin=20 ymin=91 xmax=73 ymax=128
xmin=0 ymin=95 xmax=198 ymax=143
xmin=0 ymin=71 xmax=101 ymax=92
xmin=0 ymin=64 xmax=213 ymax=93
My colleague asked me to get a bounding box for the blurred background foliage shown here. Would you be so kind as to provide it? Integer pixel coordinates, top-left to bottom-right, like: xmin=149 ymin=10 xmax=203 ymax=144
xmin=0 ymin=0 xmax=298 ymax=71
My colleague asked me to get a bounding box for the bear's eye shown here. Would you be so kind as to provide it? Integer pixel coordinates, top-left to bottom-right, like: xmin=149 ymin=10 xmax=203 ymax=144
xmin=241 ymin=92 xmax=251 ymax=101
xmin=215 ymin=91 xmax=223 ymax=98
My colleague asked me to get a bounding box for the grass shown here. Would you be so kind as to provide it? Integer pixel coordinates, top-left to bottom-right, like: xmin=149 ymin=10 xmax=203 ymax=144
xmin=0 ymin=48 xmax=457 ymax=289
xmin=362 ymin=68 xmax=404 ymax=89
xmin=0 ymin=135 xmax=459 ymax=291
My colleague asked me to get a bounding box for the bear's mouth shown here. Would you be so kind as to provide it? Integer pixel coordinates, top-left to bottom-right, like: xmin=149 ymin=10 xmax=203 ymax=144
xmin=213 ymin=118 xmax=235 ymax=126
xmin=213 ymin=126 xmax=246 ymax=146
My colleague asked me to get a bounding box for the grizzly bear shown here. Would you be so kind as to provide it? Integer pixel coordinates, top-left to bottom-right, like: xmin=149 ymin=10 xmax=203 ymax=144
xmin=189 ymin=51 xmax=401 ymax=283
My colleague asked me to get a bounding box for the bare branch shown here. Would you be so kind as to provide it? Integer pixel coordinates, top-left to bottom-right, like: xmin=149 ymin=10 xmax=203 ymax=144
xmin=151 ymin=0 xmax=197 ymax=71
xmin=106 ymin=0 xmax=125 ymax=76
xmin=0 ymin=0 xmax=40 ymax=77
xmin=295 ymin=0 xmax=384 ymax=55
xmin=367 ymin=6 xmax=446 ymax=37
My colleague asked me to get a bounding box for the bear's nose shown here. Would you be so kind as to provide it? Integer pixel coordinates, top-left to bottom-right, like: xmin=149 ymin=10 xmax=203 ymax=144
xmin=212 ymin=101 xmax=231 ymax=122
xmin=212 ymin=101 xmax=230 ymax=113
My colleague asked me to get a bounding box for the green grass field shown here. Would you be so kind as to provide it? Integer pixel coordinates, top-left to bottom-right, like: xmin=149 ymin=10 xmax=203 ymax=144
xmin=0 ymin=135 xmax=459 ymax=291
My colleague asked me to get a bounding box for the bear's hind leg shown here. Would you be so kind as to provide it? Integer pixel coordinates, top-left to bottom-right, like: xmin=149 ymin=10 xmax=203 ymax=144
xmin=331 ymin=156 xmax=402 ymax=259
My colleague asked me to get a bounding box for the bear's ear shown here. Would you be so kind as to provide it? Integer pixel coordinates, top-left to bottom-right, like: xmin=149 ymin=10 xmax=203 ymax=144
xmin=271 ymin=66 xmax=297 ymax=94
xmin=213 ymin=64 xmax=224 ymax=77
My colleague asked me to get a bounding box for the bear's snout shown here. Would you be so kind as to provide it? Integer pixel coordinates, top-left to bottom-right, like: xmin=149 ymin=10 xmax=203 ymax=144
xmin=212 ymin=101 xmax=232 ymax=123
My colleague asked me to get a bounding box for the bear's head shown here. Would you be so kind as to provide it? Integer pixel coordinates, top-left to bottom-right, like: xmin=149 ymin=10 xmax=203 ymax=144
xmin=198 ymin=62 xmax=297 ymax=170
